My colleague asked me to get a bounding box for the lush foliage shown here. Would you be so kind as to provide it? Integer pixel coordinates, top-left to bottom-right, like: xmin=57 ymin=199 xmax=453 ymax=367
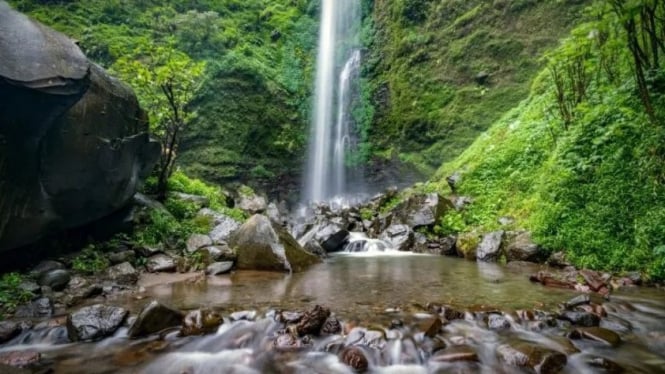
xmin=432 ymin=0 xmax=665 ymax=279
xmin=365 ymin=0 xmax=590 ymax=173
xmin=10 ymin=0 xmax=318 ymax=186
xmin=72 ymin=245 xmax=111 ymax=274
xmin=0 ymin=273 xmax=32 ymax=319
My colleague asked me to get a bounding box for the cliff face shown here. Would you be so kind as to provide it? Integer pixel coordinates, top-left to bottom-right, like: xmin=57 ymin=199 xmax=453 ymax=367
xmin=364 ymin=0 xmax=591 ymax=174
xmin=0 ymin=2 xmax=159 ymax=251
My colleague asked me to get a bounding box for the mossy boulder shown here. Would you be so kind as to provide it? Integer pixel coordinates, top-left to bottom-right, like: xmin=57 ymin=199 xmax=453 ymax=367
xmin=230 ymin=215 xmax=320 ymax=272
xmin=456 ymin=232 xmax=481 ymax=260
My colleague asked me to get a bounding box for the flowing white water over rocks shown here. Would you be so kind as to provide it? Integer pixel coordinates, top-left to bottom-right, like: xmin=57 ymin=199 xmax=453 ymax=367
xmin=304 ymin=0 xmax=362 ymax=203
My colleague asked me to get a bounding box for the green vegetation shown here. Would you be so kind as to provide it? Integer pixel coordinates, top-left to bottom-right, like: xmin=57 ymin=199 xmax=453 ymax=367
xmin=0 ymin=273 xmax=32 ymax=318
xmin=9 ymin=0 xmax=318 ymax=187
xmin=431 ymin=1 xmax=665 ymax=279
xmin=72 ymin=246 xmax=111 ymax=274
xmin=365 ymin=0 xmax=591 ymax=173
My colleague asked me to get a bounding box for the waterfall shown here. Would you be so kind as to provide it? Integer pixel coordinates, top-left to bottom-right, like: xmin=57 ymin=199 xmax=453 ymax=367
xmin=304 ymin=0 xmax=362 ymax=203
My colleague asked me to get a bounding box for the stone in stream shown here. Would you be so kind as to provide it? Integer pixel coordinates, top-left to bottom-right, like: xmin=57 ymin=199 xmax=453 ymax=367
xmin=419 ymin=317 xmax=443 ymax=338
xmin=108 ymin=250 xmax=136 ymax=265
xmin=339 ymin=346 xmax=369 ymax=372
xmin=0 ymin=351 xmax=40 ymax=369
xmin=587 ymin=356 xmax=625 ymax=373
xmin=496 ymin=342 xmax=567 ymax=374
xmin=321 ymin=316 xmax=343 ymax=335
xmin=104 ymin=262 xmax=139 ymax=285
xmin=180 ymin=309 xmax=223 ymax=336
xmin=230 ymin=310 xmax=257 ymax=321
xmin=315 ymin=223 xmax=350 ymax=252
xmin=568 ymin=327 xmax=621 ymax=347
xmin=205 ymin=261 xmax=234 ymax=275
xmin=67 ymin=304 xmax=128 ymax=341
xmin=296 ymin=305 xmax=331 ymax=336
xmin=564 ymin=294 xmax=591 ymax=309
xmin=456 ymin=232 xmax=480 ymax=260
xmin=198 ymin=244 xmax=236 ymax=262
xmin=487 ymin=314 xmax=511 ymax=330
xmin=0 ymin=321 xmax=21 ymax=344
xmin=128 ymin=301 xmax=183 ymax=338
xmin=476 ymin=231 xmax=504 ymax=262
xmin=390 ymin=193 xmax=455 ymax=229
xmin=558 ymin=311 xmax=600 ymax=327
xmin=431 ymin=345 xmax=479 ymax=363
xmin=600 ymin=315 xmax=632 ymax=333
xmin=146 ymin=254 xmax=177 ymax=273
xmin=230 ymin=214 xmax=320 ymax=272
xmin=14 ymin=297 xmax=53 ymax=319
xmin=37 ymin=269 xmax=71 ymax=291
xmin=503 ymin=231 xmax=545 ymax=263
xmin=379 ymin=224 xmax=414 ymax=251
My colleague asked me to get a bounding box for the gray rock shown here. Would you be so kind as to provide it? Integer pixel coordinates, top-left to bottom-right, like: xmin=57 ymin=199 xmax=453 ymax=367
xmin=496 ymin=341 xmax=567 ymax=374
xmin=0 ymin=4 xmax=159 ymax=252
xmin=134 ymin=244 xmax=164 ymax=258
xmin=559 ymin=311 xmax=600 ymax=327
xmin=186 ymin=234 xmax=213 ymax=253
xmin=379 ymin=224 xmax=414 ymax=251
xmin=18 ymin=281 xmax=40 ymax=294
xmin=197 ymin=244 xmax=236 ymax=262
xmin=391 ymin=193 xmax=455 ymax=229
xmin=108 ymin=250 xmax=136 ymax=265
xmin=488 ymin=314 xmax=511 ymax=330
xmin=67 ymin=304 xmax=127 ymax=341
xmin=477 ymin=231 xmax=504 ymax=262
xmin=237 ymin=192 xmax=267 ymax=214
xmin=314 ymin=223 xmax=349 ymax=253
xmin=564 ymin=295 xmax=590 ymax=309
xmin=30 ymin=261 xmax=65 ymax=277
xmin=503 ymin=231 xmax=545 ymax=263
xmin=128 ymin=301 xmax=183 ymax=338
xmin=546 ymin=251 xmax=571 ymax=268
xmin=38 ymin=269 xmax=71 ymax=291
xmin=206 ymin=261 xmax=234 ymax=275
xmin=301 ymin=237 xmax=327 ymax=257
xmin=104 ymin=262 xmax=139 ymax=285
xmin=14 ymin=297 xmax=53 ymax=318
xmin=266 ymin=202 xmax=282 ymax=222
xmin=412 ymin=232 xmax=429 ymax=253
xmin=198 ymin=208 xmax=241 ymax=243
xmin=146 ymin=254 xmax=176 ymax=273
xmin=230 ymin=215 xmax=320 ymax=272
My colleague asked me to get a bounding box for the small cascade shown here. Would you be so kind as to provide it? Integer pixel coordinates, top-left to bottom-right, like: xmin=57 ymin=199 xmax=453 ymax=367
xmin=344 ymin=232 xmax=394 ymax=253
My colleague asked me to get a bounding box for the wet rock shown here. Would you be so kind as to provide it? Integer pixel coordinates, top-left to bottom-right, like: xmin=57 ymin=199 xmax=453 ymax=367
xmin=199 ymin=244 xmax=236 ymax=262
xmin=568 ymin=327 xmax=621 ymax=347
xmin=316 ymin=223 xmax=350 ymax=253
xmin=134 ymin=244 xmax=163 ymax=258
xmin=412 ymin=232 xmax=429 ymax=253
xmin=587 ymin=356 xmax=625 ymax=373
xmin=186 ymin=234 xmax=213 ymax=253
xmin=431 ymin=345 xmax=479 ymax=363
xmin=0 ymin=321 xmax=21 ymax=344
xmin=273 ymin=332 xmax=303 ymax=351
xmin=600 ymin=316 xmax=632 ymax=333
xmin=296 ymin=305 xmax=331 ymax=336
xmin=128 ymin=301 xmax=183 ymax=338
xmin=108 ymin=250 xmax=136 ymax=265
xmin=476 ymin=231 xmax=504 ymax=262
xmin=63 ymin=276 xmax=102 ymax=307
xmin=180 ymin=309 xmax=223 ymax=336
xmin=37 ymin=269 xmax=70 ymax=291
xmin=230 ymin=310 xmax=257 ymax=321
xmin=487 ymin=314 xmax=511 ymax=330
xmin=565 ymin=294 xmax=590 ymax=309
xmin=206 ymin=261 xmax=234 ymax=275
xmin=456 ymin=232 xmax=480 ymax=260
xmin=230 ymin=215 xmax=320 ymax=272
xmin=30 ymin=261 xmax=65 ymax=277
xmin=579 ymin=269 xmax=609 ymax=292
xmin=67 ymin=304 xmax=128 ymax=341
xmin=391 ymin=193 xmax=455 ymax=229
xmin=104 ymin=262 xmax=139 ymax=285
xmin=339 ymin=346 xmax=369 ymax=372
xmin=559 ymin=311 xmax=600 ymax=327
xmin=419 ymin=317 xmax=443 ymax=338
xmin=529 ymin=271 xmax=576 ymax=290
xmin=146 ymin=254 xmax=176 ymax=273
xmin=14 ymin=297 xmax=53 ymax=318
xmin=503 ymin=231 xmax=545 ymax=263
xmin=321 ymin=316 xmax=342 ymax=335
xmin=0 ymin=351 xmax=40 ymax=368
xmin=379 ymin=224 xmax=414 ymax=251
xmin=302 ymin=237 xmax=328 ymax=257
xmin=496 ymin=342 xmax=567 ymax=374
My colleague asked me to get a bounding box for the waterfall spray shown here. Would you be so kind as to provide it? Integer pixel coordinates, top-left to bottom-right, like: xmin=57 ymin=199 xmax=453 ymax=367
xmin=303 ymin=0 xmax=362 ymax=203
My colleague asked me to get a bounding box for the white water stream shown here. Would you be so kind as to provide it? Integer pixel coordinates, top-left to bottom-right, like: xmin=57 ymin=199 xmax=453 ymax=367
xmin=304 ymin=0 xmax=362 ymax=203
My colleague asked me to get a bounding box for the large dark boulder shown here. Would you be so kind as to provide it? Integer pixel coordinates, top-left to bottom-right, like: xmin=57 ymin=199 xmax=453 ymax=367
xmin=0 ymin=2 xmax=159 ymax=252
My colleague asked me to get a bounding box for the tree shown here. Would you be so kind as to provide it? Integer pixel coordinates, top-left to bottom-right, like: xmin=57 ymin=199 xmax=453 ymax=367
xmin=113 ymin=42 xmax=206 ymax=200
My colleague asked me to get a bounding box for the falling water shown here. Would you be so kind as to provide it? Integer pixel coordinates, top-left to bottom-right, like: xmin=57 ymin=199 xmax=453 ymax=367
xmin=304 ymin=0 xmax=362 ymax=203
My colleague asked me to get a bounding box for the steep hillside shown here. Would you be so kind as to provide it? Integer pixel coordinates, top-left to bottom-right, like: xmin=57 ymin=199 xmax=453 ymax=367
xmin=428 ymin=2 xmax=665 ymax=279
xmin=364 ymin=0 xmax=591 ymax=174
xmin=9 ymin=0 xmax=317 ymax=188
